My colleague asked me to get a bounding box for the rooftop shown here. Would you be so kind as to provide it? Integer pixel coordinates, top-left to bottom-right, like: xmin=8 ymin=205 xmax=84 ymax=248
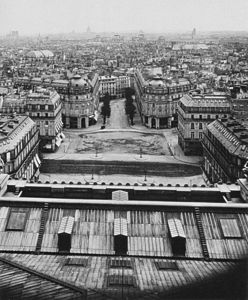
xmin=180 ymin=94 xmax=230 ymax=108
xmin=0 ymin=115 xmax=35 ymax=153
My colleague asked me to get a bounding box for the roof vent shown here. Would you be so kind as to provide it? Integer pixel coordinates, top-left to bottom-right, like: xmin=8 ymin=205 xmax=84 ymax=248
xmin=114 ymin=218 xmax=128 ymax=255
xmin=167 ymin=218 xmax=186 ymax=256
xmin=58 ymin=216 xmax=74 ymax=252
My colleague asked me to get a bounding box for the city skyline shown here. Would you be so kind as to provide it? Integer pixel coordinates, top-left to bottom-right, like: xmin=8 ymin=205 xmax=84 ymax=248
xmin=0 ymin=0 xmax=248 ymax=35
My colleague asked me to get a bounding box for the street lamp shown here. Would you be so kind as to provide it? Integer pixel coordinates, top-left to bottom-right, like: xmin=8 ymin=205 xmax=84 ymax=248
xmin=144 ymin=169 xmax=147 ymax=182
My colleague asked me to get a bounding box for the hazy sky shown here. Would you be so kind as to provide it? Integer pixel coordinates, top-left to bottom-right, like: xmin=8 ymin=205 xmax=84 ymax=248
xmin=0 ymin=0 xmax=248 ymax=35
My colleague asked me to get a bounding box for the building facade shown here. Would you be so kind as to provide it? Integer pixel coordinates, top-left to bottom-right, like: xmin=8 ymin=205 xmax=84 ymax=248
xmin=0 ymin=115 xmax=40 ymax=180
xmin=178 ymin=94 xmax=231 ymax=155
xmin=203 ymin=118 xmax=248 ymax=183
xmin=26 ymin=88 xmax=63 ymax=152
xmin=134 ymin=69 xmax=192 ymax=129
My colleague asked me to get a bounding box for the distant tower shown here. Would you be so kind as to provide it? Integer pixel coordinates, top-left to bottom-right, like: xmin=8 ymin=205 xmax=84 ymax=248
xmin=192 ymin=28 xmax=196 ymax=40
xmin=86 ymin=26 xmax=91 ymax=33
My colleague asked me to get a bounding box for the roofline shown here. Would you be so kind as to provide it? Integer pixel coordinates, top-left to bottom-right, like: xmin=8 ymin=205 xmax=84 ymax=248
xmin=1 ymin=197 xmax=248 ymax=209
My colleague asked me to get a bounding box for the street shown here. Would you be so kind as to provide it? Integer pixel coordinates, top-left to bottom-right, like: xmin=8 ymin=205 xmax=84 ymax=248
xmin=107 ymin=99 xmax=129 ymax=129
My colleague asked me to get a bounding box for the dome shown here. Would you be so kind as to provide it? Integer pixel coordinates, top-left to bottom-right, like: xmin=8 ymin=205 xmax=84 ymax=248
xmin=149 ymin=76 xmax=165 ymax=87
xmin=70 ymin=74 xmax=88 ymax=87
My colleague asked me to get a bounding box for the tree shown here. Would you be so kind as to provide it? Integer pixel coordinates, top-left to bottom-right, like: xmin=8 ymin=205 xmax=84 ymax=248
xmin=125 ymin=98 xmax=136 ymax=125
xmin=101 ymin=93 xmax=111 ymax=124
xmin=125 ymin=87 xmax=135 ymax=99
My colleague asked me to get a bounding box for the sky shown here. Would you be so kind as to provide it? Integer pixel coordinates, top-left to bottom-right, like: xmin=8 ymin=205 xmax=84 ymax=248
xmin=0 ymin=0 xmax=248 ymax=35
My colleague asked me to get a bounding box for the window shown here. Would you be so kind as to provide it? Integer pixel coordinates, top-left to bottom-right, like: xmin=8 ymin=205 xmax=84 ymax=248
xmin=191 ymin=123 xmax=194 ymax=129
xmin=219 ymin=218 xmax=242 ymax=238
xmin=191 ymin=132 xmax=195 ymax=139
xmin=216 ymin=115 xmax=219 ymax=119
xmin=207 ymin=114 xmax=210 ymax=119
xmin=6 ymin=208 xmax=28 ymax=231
xmin=199 ymin=115 xmax=202 ymax=119
xmin=199 ymin=123 xmax=203 ymax=129
xmin=155 ymin=261 xmax=178 ymax=271
xmin=191 ymin=115 xmax=194 ymax=119
xmin=110 ymin=258 xmax=132 ymax=269
xmin=108 ymin=275 xmax=136 ymax=287
xmin=65 ymin=257 xmax=88 ymax=266
xmin=199 ymin=132 xmax=203 ymax=139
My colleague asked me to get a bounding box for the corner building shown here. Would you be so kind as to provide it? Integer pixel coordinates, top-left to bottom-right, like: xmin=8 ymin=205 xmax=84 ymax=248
xmin=134 ymin=69 xmax=192 ymax=129
xmin=178 ymin=94 xmax=231 ymax=155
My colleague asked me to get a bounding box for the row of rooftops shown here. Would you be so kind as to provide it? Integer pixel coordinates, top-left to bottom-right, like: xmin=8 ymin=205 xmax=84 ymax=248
xmin=27 ymin=88 xmax=60 ymax=104
xmin=15 ymin=74 xmax=90 ymax=89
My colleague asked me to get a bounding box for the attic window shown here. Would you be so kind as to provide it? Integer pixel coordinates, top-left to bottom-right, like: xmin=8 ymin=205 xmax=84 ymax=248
xmin=65 ymin=257 xmax=88 ymax=267
xmin=114 ymin=218 xmax=128 ymax=255
xmin=155 ymin=261 xmax=178 ymax=271
xmin=167 ymin=218 xmax=186 ymax=256
xmin=58 ymin=216 xmax=74 ymax=252
xmin=108 ymin=275 xmax=136 ymax=287
xmin=6 ymin=208 xmax=28 ymax=231
xmin=219 ymin=218 xmax=242 ymax=239
xmin=110 ymin=258 xmax=132 ymax=269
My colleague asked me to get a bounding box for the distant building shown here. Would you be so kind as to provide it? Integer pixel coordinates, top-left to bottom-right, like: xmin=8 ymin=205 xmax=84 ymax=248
xmin=203 ymin=118 xmax=248 ymax=183
xmin=25 ymin=50 xmax=54 ymax=61
xmin=231 ymin=93 xmax=248 ymax=119
xmin=92 ymin=74 xmax=130 ymax=100
xmin=26 ymin=88 xmax=63 ymax=152
xmin=178 ymin=94 xmax=231 ymax=155
xmin=0 ymin=115 xmax=40 ymax=180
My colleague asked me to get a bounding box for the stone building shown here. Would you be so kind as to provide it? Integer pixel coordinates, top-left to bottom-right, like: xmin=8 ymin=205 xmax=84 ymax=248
xmin=26 ymin=88 xmax=63 ymax=152
xmin=0 ymin=115 xmax=40 ymax=180
xmin=178 ymin=94 xmax=231 ymax=155
xmin=203 ymin=118 xmax=248 ymax=183
xmin=134 ymin=69 xmax=192 ymax=128
xmin=63 ymin=74 xmax=96 ymax=129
